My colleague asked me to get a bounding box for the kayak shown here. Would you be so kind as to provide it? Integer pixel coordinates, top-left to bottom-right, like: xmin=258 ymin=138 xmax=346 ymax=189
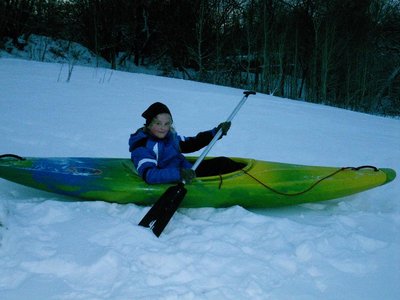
xmin=0 ymin=155 xmax=396 ymax=208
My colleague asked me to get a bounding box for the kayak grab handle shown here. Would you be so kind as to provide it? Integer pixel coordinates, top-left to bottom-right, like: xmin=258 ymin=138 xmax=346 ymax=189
xmin=0 ymin=154 xmax=26 ymax=161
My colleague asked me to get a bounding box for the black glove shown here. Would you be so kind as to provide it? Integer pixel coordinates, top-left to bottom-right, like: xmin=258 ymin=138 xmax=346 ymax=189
xmin=217 ymin=121 xmax=231 ymax=136
xmin=180 ymin=168 xmax=196 ymax=184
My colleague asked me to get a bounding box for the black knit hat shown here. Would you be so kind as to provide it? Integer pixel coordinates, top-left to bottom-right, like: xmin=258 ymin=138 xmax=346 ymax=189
xmin=142 ymin=102 xmax=172 ymax=126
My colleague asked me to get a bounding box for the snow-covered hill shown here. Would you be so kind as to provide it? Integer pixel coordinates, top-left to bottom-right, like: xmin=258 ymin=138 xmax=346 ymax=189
xmin=0 ymin=58 xmax=399 ymax=299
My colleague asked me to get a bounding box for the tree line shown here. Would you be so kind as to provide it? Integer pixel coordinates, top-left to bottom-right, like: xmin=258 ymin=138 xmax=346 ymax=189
xmin=1 ymin=0 xmax=399 ymax=116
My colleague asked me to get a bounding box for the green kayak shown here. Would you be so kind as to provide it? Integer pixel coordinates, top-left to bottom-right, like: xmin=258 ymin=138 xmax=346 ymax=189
xmin=0 ymin=155 xmax=396 ymax=208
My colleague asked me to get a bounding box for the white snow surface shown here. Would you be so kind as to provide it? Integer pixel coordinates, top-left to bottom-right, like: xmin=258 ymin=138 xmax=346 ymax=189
xmin=0 ymin=58 xmax=399 ymax=299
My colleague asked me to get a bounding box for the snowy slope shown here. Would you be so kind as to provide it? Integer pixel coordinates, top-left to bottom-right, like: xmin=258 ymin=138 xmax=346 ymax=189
xmin=0 ymin=58 xmax=399 ymax=300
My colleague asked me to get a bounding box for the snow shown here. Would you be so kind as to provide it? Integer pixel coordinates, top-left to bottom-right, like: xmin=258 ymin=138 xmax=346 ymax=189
xmin=0 ymin=57 xmax=399 ymax=300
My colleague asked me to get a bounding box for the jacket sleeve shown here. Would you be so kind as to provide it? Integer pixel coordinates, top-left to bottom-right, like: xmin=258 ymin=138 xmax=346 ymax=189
xmin=131 ymin=147 xmax=181 ymax=184
xmin=179 ymin=128 xmax=217 ymax=153
xmin=144 ymin=167 xmax=181 ymax=184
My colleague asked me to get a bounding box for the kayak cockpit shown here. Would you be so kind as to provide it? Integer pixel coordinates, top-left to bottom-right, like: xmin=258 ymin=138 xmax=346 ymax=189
xmin=187 ymin=156 xmax=247 ymax=177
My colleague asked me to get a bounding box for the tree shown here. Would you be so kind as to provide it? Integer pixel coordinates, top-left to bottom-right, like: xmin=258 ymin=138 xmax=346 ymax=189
xmin=1 ymin=0 xmax=399 ymax=115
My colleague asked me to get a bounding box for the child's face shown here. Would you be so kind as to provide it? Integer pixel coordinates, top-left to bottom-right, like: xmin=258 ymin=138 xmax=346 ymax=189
xmin=149 ymin=113 xmax=172 ymax=139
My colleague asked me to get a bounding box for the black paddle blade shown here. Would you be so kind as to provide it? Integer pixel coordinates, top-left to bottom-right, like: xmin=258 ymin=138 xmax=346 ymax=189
xmin=138 ymin=183 xmax=187 ymax=237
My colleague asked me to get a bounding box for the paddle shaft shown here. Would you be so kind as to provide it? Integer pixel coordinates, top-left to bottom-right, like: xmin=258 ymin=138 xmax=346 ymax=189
xmin=191 ymin=91 xmax=256 ymax=171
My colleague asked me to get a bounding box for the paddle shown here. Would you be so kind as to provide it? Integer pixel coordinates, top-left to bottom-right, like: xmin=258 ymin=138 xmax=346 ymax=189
xmin=138 ymin=90 xmax=256 ymax=237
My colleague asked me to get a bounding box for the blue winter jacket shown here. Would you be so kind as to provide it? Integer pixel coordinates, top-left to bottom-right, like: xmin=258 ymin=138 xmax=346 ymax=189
xmin=129 ymin=127 xmax=217 ymax=184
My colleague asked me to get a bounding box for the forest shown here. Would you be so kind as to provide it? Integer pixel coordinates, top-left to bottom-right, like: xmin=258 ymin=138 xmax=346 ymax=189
xmin=1 ymin=0 xmax=399 ymax=116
